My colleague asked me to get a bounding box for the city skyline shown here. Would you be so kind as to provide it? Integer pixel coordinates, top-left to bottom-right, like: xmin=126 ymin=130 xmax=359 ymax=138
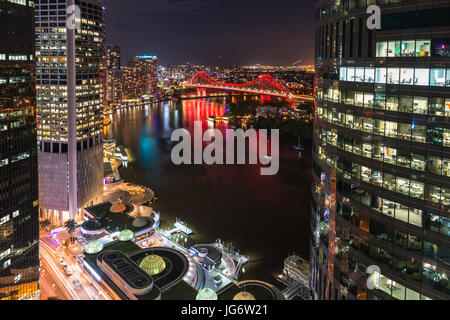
xmin=1 ymin=0 xmax=450 ymax=305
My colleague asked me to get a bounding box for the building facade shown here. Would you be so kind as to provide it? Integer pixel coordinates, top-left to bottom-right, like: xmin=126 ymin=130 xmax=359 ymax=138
xmin=35 ymin=0 xmax=104 ymax=225
xmin=312 ymin=0 xmax=450 ymax=300
xmin=123 ymin=55 xmax=158 ymax=101
xmin=0 ymin=0 xmax=40 ymax=300
xmin=104 ymin=44 xmax=122 ymax=106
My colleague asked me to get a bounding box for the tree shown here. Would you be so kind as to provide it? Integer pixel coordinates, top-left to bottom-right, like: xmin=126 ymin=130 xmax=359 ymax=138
xmin=40 ymin=219 xmax=51 ymax=230
xmin=64 ymin=220 xmax=78 ymax=234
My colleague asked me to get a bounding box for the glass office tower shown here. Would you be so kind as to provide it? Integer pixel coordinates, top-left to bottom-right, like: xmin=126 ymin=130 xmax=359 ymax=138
xmin=312 ymin=0 xmax=450 ymax=300
xmin=0 ymin=0 xmax=40 ymax=300
xmin=35 ymin=0 xmax=104 ymax=225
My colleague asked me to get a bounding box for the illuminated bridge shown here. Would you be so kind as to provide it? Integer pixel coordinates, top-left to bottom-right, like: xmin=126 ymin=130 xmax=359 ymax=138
xmin=185 ymin=72 xmax=313 ymax=104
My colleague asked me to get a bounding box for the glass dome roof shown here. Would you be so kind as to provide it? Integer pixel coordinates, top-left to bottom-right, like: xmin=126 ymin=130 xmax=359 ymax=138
xmin=196 ymin=288 xmax=218 ymax=300
xmin=233 ymin=291 xmax=256 ymax=300
xmin=84 ymin=240 xmax=104 ymax=254
xmin=132 ymin=217 xmax=148 ymax=228
xmin=118 ymin=229 xmax=134 ymax=241
xmin=139 ymin=255 xmax=166 ymax=276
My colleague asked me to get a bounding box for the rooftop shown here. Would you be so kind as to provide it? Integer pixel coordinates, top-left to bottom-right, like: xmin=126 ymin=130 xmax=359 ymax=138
xmin=83 ymin=202 xmax=155 ymax=234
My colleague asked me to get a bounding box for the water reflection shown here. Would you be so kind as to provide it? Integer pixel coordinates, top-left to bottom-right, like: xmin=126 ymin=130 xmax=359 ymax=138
xmin=106 ymin=98 xmax=312 ymax=283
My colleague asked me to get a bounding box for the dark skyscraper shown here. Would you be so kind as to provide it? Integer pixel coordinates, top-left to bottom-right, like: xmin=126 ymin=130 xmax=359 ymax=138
xmin=312 ymin=0 xmax=450 ymax=300
xmin=0 ymin=0 xmax=40 ymax=300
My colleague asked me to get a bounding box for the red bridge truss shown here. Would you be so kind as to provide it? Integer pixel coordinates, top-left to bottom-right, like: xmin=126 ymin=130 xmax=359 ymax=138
xmin=185 ymin=72 xmax=302 ymax=102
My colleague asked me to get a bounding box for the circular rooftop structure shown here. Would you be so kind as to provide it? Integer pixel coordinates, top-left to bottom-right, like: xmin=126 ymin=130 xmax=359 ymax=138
xmin=84 ymin=240 xmax=104 ymax=255
xmin=233 ymin=291 xmax=256 ymax=300
xmin=196 ymin=288 xmax=218 ymax=300
xmin=139 ymin=255 xmax=166 ymax=276
xmin=81 ymin=219 xmax=103 ymax=232
xmin=118 ymin=229 xmax=134 ymax=241
xmin=110 ymin=202 xmax=127 ymax=213
xmin=132 ymin=217 xmax=149 ymax=228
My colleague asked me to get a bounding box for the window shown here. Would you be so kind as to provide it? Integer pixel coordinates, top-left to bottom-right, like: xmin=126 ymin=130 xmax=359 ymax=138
xmin=384 ymin=147 xmax=397 ymax=164
xmin=431 ymin=38 xmax=450 ymax=57
xmin=430 ymin=68 xmax=446 ymax=86
xmin=414 ymin=68 xmax=429 ymax=86
xmin=387 ymin=68 xmax=400 ymax=84
xmin=376 ymin=42 xmax=388 ymax=57
xmin=340 ymin=67 xmax=347 ymax=81
xmin=386 ymin=96 xmax=398 ymax=111
xmin=401 ymin=40 xmax=415 ymax=57
xmin=399 ymin=96 xmax=413 ymax=113
xmin=355 ymin=67 xmax=365 ymax=82
xmin=388 ymin=41 xmax=401 ymax=57
xmin=374 ymin=93 xmax=386 ymax=109
xmin=365 ymin=68 xmax=375 ymax=83
xmin=429 ymin=98 xmax=445 ymax=116
xmin=385 ymin=121 xmax=397 ymax=137
xmin=412 ymin=123 xmax=426 ymax=143
xmin=0 ymin=215 xmax=10 ymax=226
xmin=400 ymin=68 xmax=414 ymax=85
xmin=364 ymin=93 xmax=374 ymax=108
xmin=413 ymin=97 xmax=428 ymax=114
xmin=397 ymin=177 xmax=410 ymax=196
xmin=347 ymin=67 xmax=355 ymax=82
xmin=415 ymin=40 xmax=430 ymax=57
xmin=376 ymin=68 xmax=386 ymax=83
xmin=444 ymin=128 xmax=450 ymax=147
xmin=355 ymin=92 xmax=364 ymax=107
xmin=398 ymin=123 xmax=411 ymax=140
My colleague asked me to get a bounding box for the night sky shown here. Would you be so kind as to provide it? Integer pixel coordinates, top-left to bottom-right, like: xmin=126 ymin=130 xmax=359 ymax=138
xmin=104 ymin=0 xmax=316 ymax=66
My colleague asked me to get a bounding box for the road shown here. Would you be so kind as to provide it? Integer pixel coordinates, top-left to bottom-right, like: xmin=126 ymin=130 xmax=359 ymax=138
xmin=39 ymin=231 xmax=120 ymax=300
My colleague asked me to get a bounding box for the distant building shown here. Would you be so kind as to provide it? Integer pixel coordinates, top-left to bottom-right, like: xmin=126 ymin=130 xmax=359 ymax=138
xmin=123 ymin=55 xmax=158 ymax=100
xmin=105 ymin=44 xmax=121 ymax=69
xmin=0 ymin=0 xmax=40 ymax=300
xmin=104 ymin=45 xmax=123 ymax=106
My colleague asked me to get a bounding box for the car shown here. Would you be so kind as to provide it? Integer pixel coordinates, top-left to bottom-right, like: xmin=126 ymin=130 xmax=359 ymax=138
xmin=64 ymin=267 xmax=73 ymax=276
xmin=73 ymin=278 xmax=82 ymax=289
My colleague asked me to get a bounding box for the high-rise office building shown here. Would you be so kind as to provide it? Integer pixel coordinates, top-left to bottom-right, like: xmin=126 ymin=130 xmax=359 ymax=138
xmin=35 ymin=0 xmax=104 ymax=225
xmin=123 ymin=55 xmax=157 ymax=100
xmin=0 ymin=0 xmax=40 ymax=300
xmin=312 ymin=0 xmax=450 ymax=300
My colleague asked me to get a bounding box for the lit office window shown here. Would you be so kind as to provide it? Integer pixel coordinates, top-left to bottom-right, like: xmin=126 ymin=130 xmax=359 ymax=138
xmin=388 ymin=41 xmax=401 ymax=57
xmin=376 ymin=42 xmax=388 ymax=57
xmin=413 ymin=97 xmax=428 ymax=114
xmin=416 ymin=40 xmax=431 ymax=57
xmin=400 ymin=68 xmax=414 ymax=85
xmin=365 ymin=67 xmax=375 ymax=82
xmin=347 ymin=67 xmax=355 ymax=82
xmin=376 ymin=68 xmax=387 ymax=83
xmin=387 ymin=68 xmax=400 ymax=84
xmin=414 ymin=68 xmax=429 ymax=86
xmin=430 ymin=68 xmax=446 ymax=86
xmin=339 ymin=67 xmax=347 ymax=81
xmin=401 ymin=40 xmax=415 ymax=56
xmin=355 ymin=67 xmax=365 ymax=82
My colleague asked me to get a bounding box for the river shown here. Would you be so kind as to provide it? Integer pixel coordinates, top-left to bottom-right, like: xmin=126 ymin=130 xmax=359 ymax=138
xmin=105 ymin=97 xmax=312 ymax=286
